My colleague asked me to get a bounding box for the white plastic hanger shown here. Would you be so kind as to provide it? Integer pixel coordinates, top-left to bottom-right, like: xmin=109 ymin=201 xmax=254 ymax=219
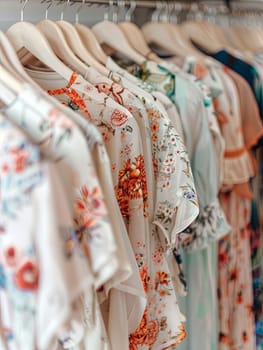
xmin=92 ymin=1 xmax=145 ymax=64
xmin=56 ymin=0 xmax=109 ymax=75
xmin=57 ymin=20 xmax=109 ymax=76
xmin=37 ymin=18 xmax=88 ymax=76
xmin=75 ymin=23 xmax=108 ymax=65
xmin=7 ymin=21 xmax=73 ymax=81
xmin=6 ymin=1 xmax=73 ymax=81
xmin=74 ymin=0 xmax=109 ymax=65
xmin=141 ymin=2 xmax=203 ymax=59
xmin=118 ymin=1 xmax=161 ymax=63
xmin=0 ymin=31 xmax=43 ymax=87
xmin=180 ymin=20 xmax=226 ymax=53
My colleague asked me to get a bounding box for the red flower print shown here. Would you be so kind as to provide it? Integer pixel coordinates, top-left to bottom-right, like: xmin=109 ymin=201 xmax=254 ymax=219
xmin=111 ymin=83 xmax=125 ymax=105
xmin=237 ymin=290 xmax=243 ymax=304
xmin=230 ymin=268 xmax=238 ymax=281
xmin=111 ymin=109 xmax=128 ymax=127
xmin=154 ymin=271 xmax=169 ymax=290
xmin=95 ymin=82 xmax=124 ymax=105
xmin=159 ymin=289 xmax=166 ymax=297
xmin=14 ymin=260 xmax=39 ymax=291
xmin=4 ymin=246 xmax=18 ymax=267
xmin=218 ymin=251 xmax=228 ymax=267
xmin=75 ymin=186 xmax=107 ymax=230
xmin=246 ymin=304 xmax=253 ymax=317
xmin=219 ymin=332 xmax=230 ymax=345
xmin=95 ymin=82 xmax=112 ymax=95
xmin=242 ymin=331 xmax=248 ymax=342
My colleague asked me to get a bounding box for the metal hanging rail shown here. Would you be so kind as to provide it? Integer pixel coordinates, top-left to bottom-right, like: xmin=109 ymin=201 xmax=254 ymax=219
xmin=52 ymin=0 xmax=263 ymax=11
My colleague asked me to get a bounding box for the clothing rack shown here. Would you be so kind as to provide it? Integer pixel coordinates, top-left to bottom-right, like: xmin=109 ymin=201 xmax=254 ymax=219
xmin=39 ymin=0 xmax=263 ymax=11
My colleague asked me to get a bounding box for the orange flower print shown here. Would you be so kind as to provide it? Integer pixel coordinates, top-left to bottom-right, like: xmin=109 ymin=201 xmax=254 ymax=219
xmin=160 ymin=316 xmax=167 ymax=331
xmin=153 ymin=156 xmax=158 ymax=179
xmin=154 ymin=271 xmax=169 ymax=290
xmin=129 ymin=309 xmax=160 ymax=349
xmin=14 ymin=260 xmax=39 ymax=291
xmin=147 ymin=319 xmax=160 ymax=347
xmin=162 ymin=325 xmax=187 ymax=349
xmin=111 ymin=109 xmax=128 ymax=127
xmin=165 ymin=325 xmax=187 ymax=348
xmin=114 ymin=187 xmax=129 ymax=217
xmin=148 ymin=108 xmax=161 ymax=119
xmin=114 ymin=155 xmax=148 ymax=218
xmin=140 ymin=264 xmax=150 ymax=293
xmin=152 ymin=134 xmax=158 ymax=142
xmin=193 ymin=63 xmax=207 ymax=80
xmin=219 ymin=332 xmax=230 ymax=345
xmin=10 ymin=148 xmax=29 ymax=173
xmin=129 ymin=309 xmax=148 ymax=349
xmin=75 ymin=186 xmax=107 ymax=229
xmin=150 ymin=121 xmax=159 ymax=133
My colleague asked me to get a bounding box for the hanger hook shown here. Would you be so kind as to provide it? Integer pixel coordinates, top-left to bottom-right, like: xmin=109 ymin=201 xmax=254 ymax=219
xmin=42 ymin=0 xmax=53 ymax=20
xmin=125 ymin=0 xmax=136 ymax=22
xmin=167 ymin=1 xmax=174 ymax=22
xmin=152 ymin=1 xmax=162 ymax=23
xmin=160 ymin=1 xmax=169 ymax=23
xmin=104 ymin=0 xmax=114 ymax=21
xmin=75 ymin=0 xmax=85 ymax=23
xmin=112 ymin=0 xmax=118 ymax=23
xmin=60 ymin=0 xmax=70 ymax=21
xmin=20 ymin=0 xmax=29 ymax=22
xmin=119 ymin=0 xmax=126 ymax=22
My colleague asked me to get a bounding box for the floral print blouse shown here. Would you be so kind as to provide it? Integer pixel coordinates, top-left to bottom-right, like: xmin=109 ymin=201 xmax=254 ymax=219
xmin=1 ymin=86 xmax=121 ymax=350
xmin=0 ymin=113 xmax=95 ymax=350
xmin=105 ymin=61 xmax=199 ymax=296
xmin=122 ymin=59 xmax=229 ymax=252
xmin=23 ymin=67 xmax=200 ymax=349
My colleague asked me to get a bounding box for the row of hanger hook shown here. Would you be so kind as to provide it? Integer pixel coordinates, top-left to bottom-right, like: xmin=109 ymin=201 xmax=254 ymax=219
xmin=19 ymin=0 xmax=263 ymax=24
xmin=20 ymin=0 xmax=137 ymax=23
